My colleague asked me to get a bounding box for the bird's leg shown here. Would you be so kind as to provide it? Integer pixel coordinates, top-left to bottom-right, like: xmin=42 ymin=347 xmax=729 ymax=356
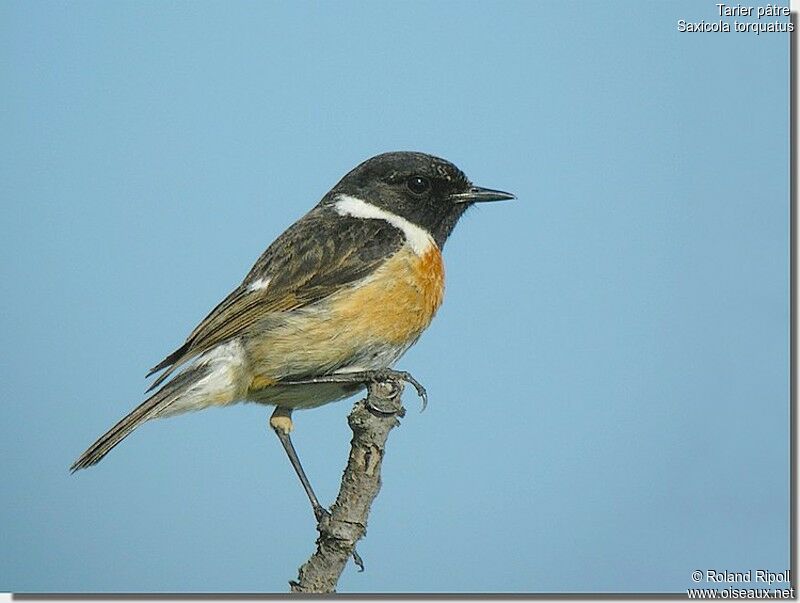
xmin=269 ymin=406 xmax=366 ymax=572
xmin=269 ymin=407 xmax=328 ymax=523
xmin=281 ymin=369 xmax=428 ymax=412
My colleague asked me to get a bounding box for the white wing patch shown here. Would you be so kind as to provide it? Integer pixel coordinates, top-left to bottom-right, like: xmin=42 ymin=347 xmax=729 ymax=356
xmin=247 ymin=277 xmax=271 ymax=292
xmin=334 ymin=194 xmax=435 ymax=256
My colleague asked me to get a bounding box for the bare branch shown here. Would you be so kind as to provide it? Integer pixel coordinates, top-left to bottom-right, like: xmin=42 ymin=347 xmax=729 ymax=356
xmin=290 ymin=379 xmax=406 ymax=593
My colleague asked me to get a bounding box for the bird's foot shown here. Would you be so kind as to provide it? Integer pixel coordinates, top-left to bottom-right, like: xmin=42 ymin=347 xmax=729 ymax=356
xmin=371 ymin=369 xmax=427 ymax=412
xmin=313 ymin=504 xmax=365 ymax=572
xmin=313 ymin=504 xmax=330 ymax=523
xmin=281 ymin=369 xmax=427 ymax=412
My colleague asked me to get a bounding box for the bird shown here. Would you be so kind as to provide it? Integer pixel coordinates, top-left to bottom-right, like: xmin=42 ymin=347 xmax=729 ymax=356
xmin=71 ymin=151 xmax=514 ymax=520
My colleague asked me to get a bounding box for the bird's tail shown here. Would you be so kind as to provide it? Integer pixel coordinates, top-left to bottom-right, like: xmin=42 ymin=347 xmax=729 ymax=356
xmin=70 ymin=365 xmax=209 ymax=472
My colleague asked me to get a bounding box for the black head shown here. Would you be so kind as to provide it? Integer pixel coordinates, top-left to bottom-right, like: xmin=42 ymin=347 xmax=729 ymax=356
xmin=327 ymin=151 xmax=514 ymax=247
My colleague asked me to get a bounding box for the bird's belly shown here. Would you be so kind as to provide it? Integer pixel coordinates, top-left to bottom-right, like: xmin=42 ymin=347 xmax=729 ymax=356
xmin=244 ymin=244 xmax=444 ymax=407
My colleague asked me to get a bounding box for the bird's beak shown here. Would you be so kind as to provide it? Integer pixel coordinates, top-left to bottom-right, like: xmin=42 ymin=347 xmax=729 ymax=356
xmin=450 ymin=186 xmax=516 ymax=204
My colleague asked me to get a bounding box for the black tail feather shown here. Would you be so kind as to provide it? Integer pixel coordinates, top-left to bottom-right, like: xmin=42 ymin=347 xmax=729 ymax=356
xmin=146 ymin=341 xmax=190 ymax=379
xmin=70 ymin=366 xmax=205 ymax=472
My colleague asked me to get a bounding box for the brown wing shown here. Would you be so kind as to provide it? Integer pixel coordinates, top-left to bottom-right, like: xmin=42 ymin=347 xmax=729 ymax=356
xmin=147 ymin=205 xmax=405 ymax=389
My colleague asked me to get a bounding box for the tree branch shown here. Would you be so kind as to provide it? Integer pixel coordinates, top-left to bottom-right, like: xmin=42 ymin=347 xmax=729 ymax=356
xmin=289 ymin=379 xmax=406 ymax=593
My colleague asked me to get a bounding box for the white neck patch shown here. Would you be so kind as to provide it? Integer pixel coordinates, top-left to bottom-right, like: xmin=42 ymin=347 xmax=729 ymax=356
xmin=333 ymin=194 xmax=435 ymax=255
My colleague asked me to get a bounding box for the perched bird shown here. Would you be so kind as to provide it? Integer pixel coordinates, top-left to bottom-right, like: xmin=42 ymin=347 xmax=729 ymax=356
xmin=71 ymin=151 xmax=514 ymax=519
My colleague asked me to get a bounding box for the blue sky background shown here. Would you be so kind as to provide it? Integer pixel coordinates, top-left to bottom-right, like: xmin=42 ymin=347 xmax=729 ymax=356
xmin=0 ymin=0 xmax=791 ymax=594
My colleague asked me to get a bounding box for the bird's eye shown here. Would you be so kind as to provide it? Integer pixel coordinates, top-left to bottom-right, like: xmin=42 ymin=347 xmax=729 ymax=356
xmin=406 ymin=176 xmax=430 ymax=195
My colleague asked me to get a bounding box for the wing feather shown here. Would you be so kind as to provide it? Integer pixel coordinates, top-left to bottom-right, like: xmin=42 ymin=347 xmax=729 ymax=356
xmin=147 ymin=205 xmax=404 ymax=386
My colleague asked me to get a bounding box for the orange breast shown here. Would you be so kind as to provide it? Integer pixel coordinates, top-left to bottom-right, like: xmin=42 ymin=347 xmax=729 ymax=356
xmin=329 ymin=243 xmax=445 ymax=345
xmin=245 ymin=241 xmax=446 ymax=392
xmin=415 ymin=246 xmax=446 ymax=324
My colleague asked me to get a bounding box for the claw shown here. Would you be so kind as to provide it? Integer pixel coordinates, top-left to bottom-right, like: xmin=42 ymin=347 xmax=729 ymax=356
xmin=394 ymin=371 xmax=427 ymax=412
xmin=352 ymin=548 xmax=365 ymax=572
